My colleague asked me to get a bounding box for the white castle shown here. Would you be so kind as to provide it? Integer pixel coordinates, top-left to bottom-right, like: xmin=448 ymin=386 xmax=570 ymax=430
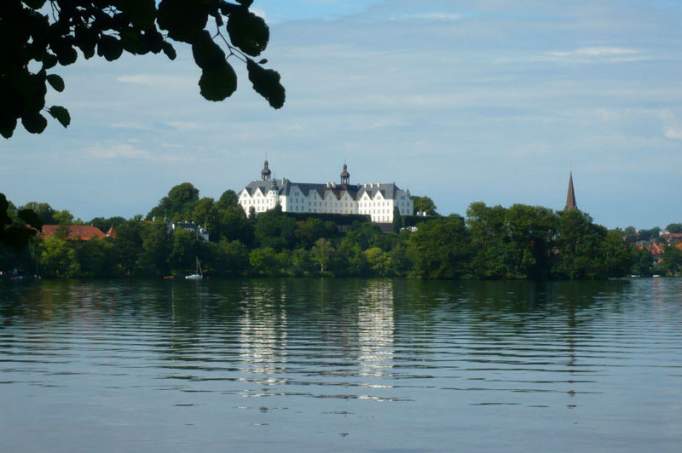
xmin=238 ymin=161 xmax=414 ymax=223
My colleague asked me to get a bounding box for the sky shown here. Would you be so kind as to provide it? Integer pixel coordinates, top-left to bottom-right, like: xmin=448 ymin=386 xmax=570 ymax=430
xmin=2 ymin=0 xmax=682 ymax=228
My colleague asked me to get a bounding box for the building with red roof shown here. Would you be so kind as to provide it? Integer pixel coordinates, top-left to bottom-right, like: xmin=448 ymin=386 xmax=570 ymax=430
xmin=41 ymin=225 xmax=109 ymax=241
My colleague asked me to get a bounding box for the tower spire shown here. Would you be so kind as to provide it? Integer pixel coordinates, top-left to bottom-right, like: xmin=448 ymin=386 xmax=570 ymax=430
xmin=340 ymin=162 xmax=350 ymax=185
xmin=261 ymin=160 xmax=272 ymax=181
xmin=565 ymin=172 xmax=577 ymax=211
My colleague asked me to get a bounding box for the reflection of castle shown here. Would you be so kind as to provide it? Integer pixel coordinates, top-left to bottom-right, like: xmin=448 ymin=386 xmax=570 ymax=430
xmin=357 ymin=281 xmax=395 ymax=377
xmin=239 ymin=298 xmax=287 ymax=376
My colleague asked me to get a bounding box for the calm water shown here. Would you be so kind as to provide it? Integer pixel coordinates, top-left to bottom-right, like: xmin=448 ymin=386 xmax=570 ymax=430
xmin=1 ymin=279 xmax=681 ymax=452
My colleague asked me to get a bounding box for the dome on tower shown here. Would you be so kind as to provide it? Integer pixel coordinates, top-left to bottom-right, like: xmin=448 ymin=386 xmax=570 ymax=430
xmin=261 ymin=160 xmax=272 ymax=180
xmin=340 ymin=163 xmax=350 ymax=184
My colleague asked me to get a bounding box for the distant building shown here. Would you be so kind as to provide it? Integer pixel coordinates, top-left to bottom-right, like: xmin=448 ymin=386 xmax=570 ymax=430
xmin=565 ymin=172 xmax=577 ymax=211
xmin=238 ymin=161 xmax=414 ymax=224
xmin=167 ymin=221 xmax=210 ymax=241
xmin=41 ymin=225 xmax=113 ymax=241
xmin=660 ymin=230 xmax=682 ymax=245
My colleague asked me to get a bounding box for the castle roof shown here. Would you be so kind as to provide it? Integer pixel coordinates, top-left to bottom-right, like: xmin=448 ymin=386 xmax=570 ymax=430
xmin=242 ymin=179 xmax=404 ymax=201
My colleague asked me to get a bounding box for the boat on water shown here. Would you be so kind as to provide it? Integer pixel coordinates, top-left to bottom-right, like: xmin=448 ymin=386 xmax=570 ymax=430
xmin=185 ymin=257 xmax=204 ymax=281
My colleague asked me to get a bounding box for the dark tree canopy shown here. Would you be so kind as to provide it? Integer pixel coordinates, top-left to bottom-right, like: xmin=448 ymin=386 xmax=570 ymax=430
xmin=1 ymin=0 xmax=285 ymax=139
xmin=0 ymin=193 xmax=42 ymax=249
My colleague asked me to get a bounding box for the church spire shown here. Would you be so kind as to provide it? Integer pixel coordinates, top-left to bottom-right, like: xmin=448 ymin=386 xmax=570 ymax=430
xmin=565 ymin=172 xmax=577 ymax=211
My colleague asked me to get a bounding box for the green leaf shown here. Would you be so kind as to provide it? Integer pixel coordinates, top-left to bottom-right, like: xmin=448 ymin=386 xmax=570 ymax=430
xmin=21 ymin=113 xmax=48 ymax=134
xmin=75 ymin=26 xmax=98 ymax=59
xmin=46 ymin=74 xmax=64 ymax=92
xmin=158 ymin=0 xmax=209 ymax=44
xmin=199 ymin=62 xmax=237 ymax=101
xmin=48 ymin=106 xmax=71 ymax=128
xmin=16 ymin=71 xmax=47 ymax=115
xmin=0 ymin=116 xmax=17 ymax=139
xmin=22 ymin=0 xmax=46 ymax=9
xmin=161 ymin=41 xmax=177 ymax=60
xmin=227 ymin=8 xmax=269 ymax=57
xmin=192 ymin=31 xmax=226 ymax=71
xmin=97 ymin=35 xmax=123 ymax=61
xmin=119 ymin=0 xmax=157 ymax=29
xmin=42 ymin=53 xmax=58 ymax=69
xmin=246 ymin=59 xmax=285 ymax=109
xmin=52 ymin=39 xmax=78 ymax=66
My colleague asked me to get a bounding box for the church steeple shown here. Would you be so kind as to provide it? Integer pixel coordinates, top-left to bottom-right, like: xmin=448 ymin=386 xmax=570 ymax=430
xmin=565 ymin=172 xmax=577 ymax=211
xmin=261 ymin=160 xmax=272 ymax=181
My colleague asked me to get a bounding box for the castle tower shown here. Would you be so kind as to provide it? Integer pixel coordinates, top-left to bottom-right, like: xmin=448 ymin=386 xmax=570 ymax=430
xmin=340 ymin=163 xmax=350 ymax=185
xmin=565 ymin=172 xmax=577 ymax=211
xmin=261 ymin=160 xmax=272 ymax=181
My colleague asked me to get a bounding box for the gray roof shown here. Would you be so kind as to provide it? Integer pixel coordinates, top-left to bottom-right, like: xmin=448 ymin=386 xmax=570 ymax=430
xmin=242 ymin=179 xmax=405 ymax=201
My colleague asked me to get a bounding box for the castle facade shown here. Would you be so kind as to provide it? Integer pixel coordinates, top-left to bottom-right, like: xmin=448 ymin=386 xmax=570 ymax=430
xmin=238 ymin=162 xmax=414 ymax=223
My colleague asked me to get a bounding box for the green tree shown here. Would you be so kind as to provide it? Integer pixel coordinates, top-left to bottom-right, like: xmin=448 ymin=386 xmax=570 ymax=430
xmin=216 ymin=190 xmax=239 ymax=210
xmin=412 ymin=196 xmax=438 ymax=216
xmin=311 ymin=238 xmax=334 ymax=274
xmin=249 ymin=247 xmax=280 ymax=276
xmin=660 ymin=246 xmax=682 ymax=276
xmin=149 ymin=183 xmax=200 ymax=221
xmin=89 ymin=216 xmax=127 ymax=233
xmin=168 ymin=229 xmax=199 ymax=273
xmin=191 ymin=197 xmax=219 ymax=237
xmin=334 ymin=240 xmax=368 ymax=276
xmin=666 ymin=224 xmax=682 ymax=234
xmin=52 ymin=209 xmax=75 ymax=225
xmin=38 ymin=236 xmax=80 ymax=278
xmin=254 ymin=208 xmax=296 ymax=250
xmin=631 ymin=247 xmax=654 ymax=276
xmin=505 ymin=205 xmax=557 ymax=280
xmin=466 ymin=202 xmax=512 ymax=279
xmin=137 ymin=222 xmax=170 ymax=276
xmin=554 ymin=210 xmax=608 ymax=279
xmin=217 ymin=206 xmax=254 ymax=245
xmin=209 ymin=239 xmax=249 ymax=276
xmin=289 ymin=248 xmax=314 ymax=276
xmin=111 ymin=219 xmax=144 ymax=276
xmin=365 ymin=246 xmax=391 ymax=276
xmin=20 ymin=201 xmax=56 ymax=224
xmin=295 ymin=217 xmax=337 ymax=248
xmin=389 ymin=242 xmax=412 ymax=277
xmin=1 ymin=0 xmax=285 ymax=139
xmin=75 ymin=238 xmax=114 ymax=277
xmin=407 ymin=216 xmax=471 ymax=279
xmin=1 ymin=194 xmax=42 ymax=250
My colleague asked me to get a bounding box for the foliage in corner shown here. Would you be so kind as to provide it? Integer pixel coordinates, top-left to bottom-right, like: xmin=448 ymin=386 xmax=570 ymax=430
xmin=0 ymin=193 xmax=42 ymax=249
xmin=0 ymin=0 xmax=286 ymax=139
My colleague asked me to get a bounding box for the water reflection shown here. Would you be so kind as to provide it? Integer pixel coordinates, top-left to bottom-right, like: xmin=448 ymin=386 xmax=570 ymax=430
xmin=357 ymin=280 xmax=394 ymax=379
xmin=1 ymin=279 xmax=682 ymax=453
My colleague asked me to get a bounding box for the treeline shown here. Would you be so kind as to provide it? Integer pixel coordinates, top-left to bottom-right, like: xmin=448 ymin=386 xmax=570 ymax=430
xmin=1 ymin=184 xmax=680 ymax=279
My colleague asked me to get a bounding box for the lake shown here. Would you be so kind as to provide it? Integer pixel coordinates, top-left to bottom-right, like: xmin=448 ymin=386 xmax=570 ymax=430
xmin=1 ymin=279 xmax=681 ymax=452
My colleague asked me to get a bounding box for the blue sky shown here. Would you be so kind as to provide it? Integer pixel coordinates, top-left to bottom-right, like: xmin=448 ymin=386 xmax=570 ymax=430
xmin=2 ymin=0 xmax=682 ymax=228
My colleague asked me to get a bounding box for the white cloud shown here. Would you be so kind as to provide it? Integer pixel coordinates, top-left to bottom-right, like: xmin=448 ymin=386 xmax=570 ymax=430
xmin=664 ymin=126 xmax=682 ymax=140
xmin=87 ymin=144 xmax=150 ymax=160
xmin=541 ymin=47 xmax=644 ymax=63
xmin=166 ymin=121 xmax=202 ymax=131
xmin=117 ymin=74 xmax=194 ymax=90
xmin=389 ymin=12 xmax=462 ymax=22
